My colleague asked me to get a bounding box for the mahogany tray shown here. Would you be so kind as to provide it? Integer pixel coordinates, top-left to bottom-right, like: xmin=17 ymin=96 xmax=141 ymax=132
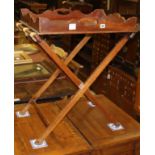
xmin=20 ymin=8 xmax=139 ymax=35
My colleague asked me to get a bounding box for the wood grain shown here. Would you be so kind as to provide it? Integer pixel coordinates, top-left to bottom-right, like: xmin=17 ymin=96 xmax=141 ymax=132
xmin=57 ymin=95 xmax=140 ymax=155
xmin=15 ymin=103 xmax=91 ymax=155
xmin=15 ymin=95 xmax=140 ymax=155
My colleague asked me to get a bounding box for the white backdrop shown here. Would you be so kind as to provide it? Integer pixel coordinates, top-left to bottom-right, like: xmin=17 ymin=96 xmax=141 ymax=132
xmin=0 ymin=0 xmax=154 ymax=155
xmin=0 ymin=0 xmax=14 ymax=155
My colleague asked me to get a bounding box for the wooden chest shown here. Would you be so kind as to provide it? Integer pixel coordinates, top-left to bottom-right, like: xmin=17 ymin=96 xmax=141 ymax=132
xmin=15 ymin=95 xmax=140 ymax=155
xmin=15 ymin=103 xmax=91 ymax=155
xmin=57 ymin=95 xmax=140 ymax=155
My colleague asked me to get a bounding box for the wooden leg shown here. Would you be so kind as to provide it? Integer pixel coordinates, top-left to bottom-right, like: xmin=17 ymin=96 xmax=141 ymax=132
xmin=21 ymin=35 xmax=91 ymax=112
xmin=35 ymin=34 xmax=131 ymax=122
xmin=19 ymin=35 xmax=91 ymax=126
xmin=17 ymin=23 xmax=118 ymax=122
xmin=35 ymin=34 xmax=130 ymax=144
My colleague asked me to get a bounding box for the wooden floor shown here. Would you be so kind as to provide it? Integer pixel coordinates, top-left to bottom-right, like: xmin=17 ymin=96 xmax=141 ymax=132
xmin=15 ymin=95 xmax=140 ymax=155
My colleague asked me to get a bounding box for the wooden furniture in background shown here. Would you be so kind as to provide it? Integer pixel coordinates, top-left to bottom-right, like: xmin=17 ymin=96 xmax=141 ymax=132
xmin=58 ymin=0 xmax=93 ymax=14
xmin=14 ymin=51 xmax=33 ymax=64
xmin=14 ymin=35 xmax=83 ymax=103
xmin=91 ymin=32 xmax=139 ymax=119
xmin=93 ymin=65 xmax=138 ymax=118
xmin=135 ymin=68 xmax=140 ymax=115
xmin=92 ymin=33 xmax=139 ymax=71
xmin=91 ymin=34 xmax=115 ymax=70
xmin=15 ymin=79 xmax=77 ymax=103
xmin=18 ymin=0 xmax=47 ymax=13
xmin=15 ymin=43 xmax=40 ymax=54
xmin=116 ymin=0 xmax=140 ymax=17
xmin=14 ymin=60 xmax=77 ymax=103
xmin=106 ymin=66 xmax=137 ymax=117
xmin=14 ymin=55 xmax=81 ymax=104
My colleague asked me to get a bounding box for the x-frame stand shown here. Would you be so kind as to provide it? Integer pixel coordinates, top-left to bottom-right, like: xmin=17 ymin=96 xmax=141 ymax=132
xmin=16 ymin=22 xmax=137 ymax=148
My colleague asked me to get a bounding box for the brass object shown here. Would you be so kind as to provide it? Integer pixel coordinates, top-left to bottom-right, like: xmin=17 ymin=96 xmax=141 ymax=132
xmin=15 ymin=62 xmax=51 ymax=81
xmin=14 ymin=43 xmax=39 ymax=54
xmin=14 ymin=51 xmax=33 ymax=65
xmin=50 ymin=44 xmax=68 ymax=59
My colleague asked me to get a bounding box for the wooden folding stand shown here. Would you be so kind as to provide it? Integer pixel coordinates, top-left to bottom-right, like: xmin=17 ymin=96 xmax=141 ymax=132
xmin=15 ymin=9 xmax=139 ymax=150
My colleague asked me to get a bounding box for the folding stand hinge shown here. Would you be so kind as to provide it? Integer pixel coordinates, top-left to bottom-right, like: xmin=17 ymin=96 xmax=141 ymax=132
xmin=79 ymin=82 xmax=84 ymax=90
xmin=87 ymin=101 xmax=96 ymax=108
xmin=16 ymin=22 xmax=41 ymax=43
xmin=16 ymin=111 xmax=30 ymax=118
xmin=30 ymin=139 xmax=48 ymax=149
xmin=31 ymin=98 xmax=37 ymax=103
xmin=129 ymin=32 xmax=136 ymax=39
xmin=30 ymin=33 xmax=42 ymax=43
xmin=14 ymin=98 xmax=21 ymax=102
xmin=23 ymin=28 xmax=29 ymax=37
xmin=107 ymin=122 xmax=124 ymax=131
xmin=29 ymin=32 xmax=38 ymax=42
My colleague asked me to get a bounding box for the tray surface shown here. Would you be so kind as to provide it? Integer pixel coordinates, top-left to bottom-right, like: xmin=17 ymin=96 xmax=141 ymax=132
xmin=20 ymin=8 xmax=139 ymax=34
